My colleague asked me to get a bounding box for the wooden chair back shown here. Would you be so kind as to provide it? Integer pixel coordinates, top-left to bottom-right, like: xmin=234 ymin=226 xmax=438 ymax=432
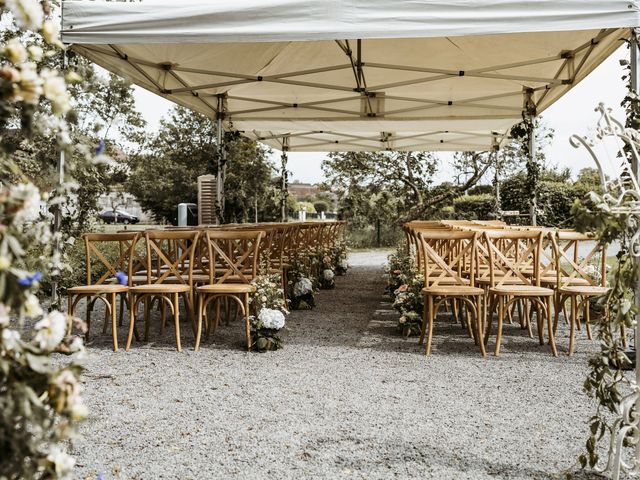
xmin=203 ymin=230 xmax=264 ymax=285
xmin=551 ymin=231 xmax=607 ymax=287
xmin=143 ymin=230 xmax=200 ymax=285
xmin=418 ymin=230 xmax=478 ymax=287
xmin=482 ymin=230 xmax=544 ymax=287
xmin=83 ymin=232 xmax=139 ymax=286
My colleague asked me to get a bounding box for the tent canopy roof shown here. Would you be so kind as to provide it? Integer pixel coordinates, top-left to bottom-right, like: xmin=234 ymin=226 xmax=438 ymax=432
xmin=62 ymin=0 xmax=640 ymax=152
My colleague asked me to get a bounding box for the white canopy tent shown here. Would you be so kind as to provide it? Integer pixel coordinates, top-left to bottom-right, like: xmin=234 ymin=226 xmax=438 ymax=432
xmin=61 ymin=0 xmax=640 ymax=152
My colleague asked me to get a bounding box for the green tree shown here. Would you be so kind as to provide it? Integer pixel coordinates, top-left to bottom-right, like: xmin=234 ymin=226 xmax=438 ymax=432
xmin=127 ymin=106 xmax=274 ymax=224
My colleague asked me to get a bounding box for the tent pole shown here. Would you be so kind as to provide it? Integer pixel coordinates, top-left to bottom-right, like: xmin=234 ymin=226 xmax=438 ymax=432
xmin=492 ymin=135 xmax=501 ymax=216
xmin=216 ymin=94 xmax=225 ymax=224
xmin=50 ymin=48 xmax=68 ymax=309
xmin=524 ymin=88 xmax=537 ymax=226
xmin=280 ymin=138 xmax=289 ymax=222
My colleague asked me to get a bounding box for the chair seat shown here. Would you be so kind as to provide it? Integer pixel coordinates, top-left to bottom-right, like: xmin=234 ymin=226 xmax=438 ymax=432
xmin=558 ymin=285 xmax=609 ymax=296
xmin=423 ymin=285 xmax=484 ymax=296
xmin=129 ymin=284 xmax=191 ymax=294
xmin=130 ymin=275 xmax=157 ymax=284
xmin=68 ymin=284 xmax=128 ymax=294
xmin=489 ymin=285 xmax=554 ymax=296
xmin=196 ymin=284 xmax=256 ymax=294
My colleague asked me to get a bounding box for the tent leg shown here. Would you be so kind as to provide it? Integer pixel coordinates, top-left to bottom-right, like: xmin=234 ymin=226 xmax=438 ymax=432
xmin=280 ymin=139 xmax=289 ymax=222
xmin=216 ymin=95 xmax=226 ymax=224
xmin=528 ymin=117 xmax=537 ymax=226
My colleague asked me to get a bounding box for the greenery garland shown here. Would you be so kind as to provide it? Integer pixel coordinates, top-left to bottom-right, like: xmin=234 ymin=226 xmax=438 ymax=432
xmin=573 ymin=191 xmax=637 ymax=469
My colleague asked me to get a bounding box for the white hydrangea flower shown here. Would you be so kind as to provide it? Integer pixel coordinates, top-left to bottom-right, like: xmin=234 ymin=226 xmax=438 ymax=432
xmin=293 ymin=277 xmax=313 ymax=297
xmin=323 ymin=269 xmax=335 ymax=281
xmin=0 ymin=303 xmax=10 ymax=327
xmin=338 ymin=259 xmax=348 ymax=270
xmin=258 ymin=308 xmax=285 ymax=330
xmin=34 ymin=311 xmax=66 ymax=350
xmin=6 ymin=0 xmax=44 ymax=31
xmin=46 ymin=446 xmax=75 ymax=477
xmin=24 ymin=293 xmax=43 ymax=317
xmin=4 ymin=37 xmax=28 ymax=64
xmin=2 ymin=329 xmax=21 ymax=351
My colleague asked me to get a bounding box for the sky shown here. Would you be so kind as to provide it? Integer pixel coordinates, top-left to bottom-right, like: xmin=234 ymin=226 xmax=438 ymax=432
xmin=130 ymin=45 xmax=628 ymax=185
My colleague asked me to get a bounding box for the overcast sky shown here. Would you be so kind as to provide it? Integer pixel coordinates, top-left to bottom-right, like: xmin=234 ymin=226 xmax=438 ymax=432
xmin=130 ymin=45 xmax=628 ymax=185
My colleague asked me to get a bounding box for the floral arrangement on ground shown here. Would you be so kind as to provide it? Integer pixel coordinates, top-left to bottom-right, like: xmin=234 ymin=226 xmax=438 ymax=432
xmin=250 ymin=269 xmax=288 ymax=351
xmin=287 ymin=254 xmax=316 ymax=310
xmin=385 ymin=242 xmax=424 ymax=337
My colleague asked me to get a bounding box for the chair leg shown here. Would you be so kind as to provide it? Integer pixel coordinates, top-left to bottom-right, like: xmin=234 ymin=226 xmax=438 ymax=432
xmin=476 ymin=295 xmax=486 ymax=357
xmin=102 ymin=300 xmax=109 ymax=334
xmin=535 ymin=300 xmax=544 ymax=346
xmin=173 ymin=293 xmax=182 ymax=352
xmin=126 ymin=294 xmax=137 ymax=351
xmin=144 ymin=297 xmax=151 ymax=342
xmin=546 ymin=296 xmax=557 ymax=356
xmin=118 ymin=293 xmax=125 ymax=327
xmin=569 ymin=295 xmax=577 ymax=356
xmin=244 ymin=293 xmax=251 ymax=351
xmin=495 ymin=296 xmax=504 ymax=356
xmin=584 ymin=298 xmax=593 ymax=340
xmin=484 ymin=295 xmax=495 ymax=346
xmin=110 ymin=292 xmax=118 ymax=352
xmin=85 ymin=297 xmax=93 ymax=343
xmin=419 ymin=294 xmax=428 ymax=345
xmin=425 ymin=295 xmax=435 ymax=355
xmin=67 ymin=293 xmax=74 ymax=336
xmin=525 ymin=299 xmax=534 ymax=339
xmin=195 ymin=294 xmax=204 ymax=351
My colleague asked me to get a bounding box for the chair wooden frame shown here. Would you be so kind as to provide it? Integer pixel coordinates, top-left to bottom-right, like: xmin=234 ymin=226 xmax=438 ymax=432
xmin=482 ymin=230 xmax=558 ymax=357
xmin=126 ymin=230 xmax=199 ymax=352
xmin=195 ymin=229 xmax=264 ymax=351
xmin=67 ymin=232 xmax=138 ymax=351
xmin=551 ymin=231 xmax=609 ymax=355
xmin=418 ymin=231 xmax=486 ymax=356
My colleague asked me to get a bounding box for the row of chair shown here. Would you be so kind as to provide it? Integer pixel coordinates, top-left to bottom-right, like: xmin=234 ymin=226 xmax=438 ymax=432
xmin=67 ymin=221 xmax=346 ymax=352
xmin=403 ymin=220 xmax=609 ymax=357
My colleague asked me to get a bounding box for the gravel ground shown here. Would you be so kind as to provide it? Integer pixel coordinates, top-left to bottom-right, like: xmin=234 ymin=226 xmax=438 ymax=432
xmin=66 ymin=249 xmax=605 ymax=480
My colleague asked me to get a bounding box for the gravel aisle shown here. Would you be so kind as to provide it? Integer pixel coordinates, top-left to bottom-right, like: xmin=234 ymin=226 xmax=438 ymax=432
xmin=71 ymin=250 xmax=601 ymax=480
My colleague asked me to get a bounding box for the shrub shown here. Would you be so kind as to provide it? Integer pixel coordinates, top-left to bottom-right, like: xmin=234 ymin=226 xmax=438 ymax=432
xmin=453 ymin=194 xmax=495 ymax=220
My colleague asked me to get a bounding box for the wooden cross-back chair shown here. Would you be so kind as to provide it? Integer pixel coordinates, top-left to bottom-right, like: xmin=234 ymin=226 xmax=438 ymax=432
xmin=195 ymin=229 xmax=264 ymax=351
xmin=67 ymin=232 xmax=139 ymax=351
xmin=551 ymin=231 xmax=610 ymax=355
xmin=482 ymin=230 xmax=557 ymax=356
xmin=418 ymin=230 xmax=485 ymax=356
xmin=126 ymin=230 xmax=199 ymax=352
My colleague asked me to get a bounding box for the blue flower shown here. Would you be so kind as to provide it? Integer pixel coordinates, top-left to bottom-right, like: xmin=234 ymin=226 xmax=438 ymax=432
xmin=95 ymin=140 xmax=105 ymax=155
xmin=18 ymin=271 xmax=43 ymax=286
xmin=115 ymin=271 xmax=128 ymax=286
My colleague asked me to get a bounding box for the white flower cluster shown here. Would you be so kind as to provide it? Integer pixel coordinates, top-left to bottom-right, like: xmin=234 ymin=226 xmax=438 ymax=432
xmin=6 ymin=0 xmax=43 ymax=31
xmin=45 ymin=446 xmax=76 ymax=478
xmin=34 ymin=311 xmax=67 ymax=351
xmin=10 ymin=183 xmax=41 ymax=224
xmin=258 ymin=308 xmax=285 ymax=330
xmin=323 ymin=269 xmax=335 ymax=281
xmin=293 ymin=277 xmax=313 ymax=297
xmin=338 ymin=259 xmax=348 ymax=270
